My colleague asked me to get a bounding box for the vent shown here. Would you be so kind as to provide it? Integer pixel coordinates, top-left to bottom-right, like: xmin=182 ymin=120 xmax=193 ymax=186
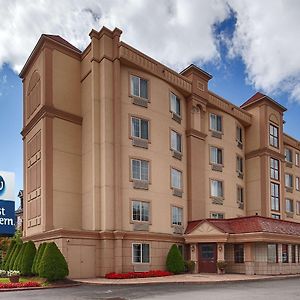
xmin=132 ymin=138 xmax=148 ymax=149
xmin=173 ymin=226 xmax=184 ymax=234
xmin=172 ymin=150 xmax=182 ymax=160
xmin=133 ymin=180 xmax=149 ymax=190
xmin=211 ymin=164 xmax=223 ymax=172
xmin=212 ymin=197 xmax=224 ymax=205
xmin=132 ymin=97 xmax=148 ymax=108
xmin=211 ymin=131 xmax=222 ymax=139
xmin=133 ymin=222 xmax=149 ymax=231
xmin=172 ymin=188 xmax=183 ymax=198
xmin=171 ymin=112 xmax=182 ymax=124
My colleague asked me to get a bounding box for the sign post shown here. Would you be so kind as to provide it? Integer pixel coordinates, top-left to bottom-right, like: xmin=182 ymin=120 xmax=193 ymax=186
xmin=0 ymin=171 xmax=15 ymax=237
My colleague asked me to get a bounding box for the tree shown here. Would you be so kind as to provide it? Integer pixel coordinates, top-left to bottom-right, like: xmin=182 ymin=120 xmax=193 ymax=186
xmin=39 ymin=242 xmax=69 ymax=281
xmin=9 ymin=244 xmax=22 ymax=270
xmin=20 ymin=241 xmax=36 ymax=275
xmin=3 ymin=241 xmax=16 ymax=270
xmin=13 ymin=242 xmax=27 ymax=271
xmin=166 ymin=244 xmax=185 ymax=274
xmin=32 ymin=242 xmax=46 ymax=275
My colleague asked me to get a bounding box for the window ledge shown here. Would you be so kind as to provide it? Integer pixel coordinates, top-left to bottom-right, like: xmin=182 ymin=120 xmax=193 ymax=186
xmin=133 ymin=222 xmax=149 ymax=231
xmin=172 ymin=188 xmax=183 ymax=198
xmin=286 ymin=212 xmax=294 ymax=218
xmin=237 ymin=141 xmax=243 ymax=149
xmin=237 ymin=172 xmax=244 ymax=179
xmin=173 ymin=226 xmax=184 ymax=235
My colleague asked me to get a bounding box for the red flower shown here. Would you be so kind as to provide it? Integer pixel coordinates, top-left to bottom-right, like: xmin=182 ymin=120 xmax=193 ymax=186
xmin=0 ymin=281 xmax=41 ymax=289
xmin=105 ymin=270 xmax=173 ymax=279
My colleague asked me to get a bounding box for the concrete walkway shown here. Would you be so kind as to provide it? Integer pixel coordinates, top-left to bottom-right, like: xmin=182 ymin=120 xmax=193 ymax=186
xmin=75 ymin=273 xmax=300 ymax=285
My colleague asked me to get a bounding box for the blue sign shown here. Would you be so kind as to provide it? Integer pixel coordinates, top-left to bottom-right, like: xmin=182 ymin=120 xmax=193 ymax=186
xmin=0 ymin=176 xmax=5 ymax=197
xmin=0 ymin=200 xmax=15 ymax=236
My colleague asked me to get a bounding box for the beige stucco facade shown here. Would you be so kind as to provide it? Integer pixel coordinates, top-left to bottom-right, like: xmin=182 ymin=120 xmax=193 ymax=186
xmin=20 ymin=27 xmax=300 ymax=278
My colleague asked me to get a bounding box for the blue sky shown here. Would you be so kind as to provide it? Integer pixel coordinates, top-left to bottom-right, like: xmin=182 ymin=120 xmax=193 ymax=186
xmin=0 ymin=0 xmax=300 ymax=209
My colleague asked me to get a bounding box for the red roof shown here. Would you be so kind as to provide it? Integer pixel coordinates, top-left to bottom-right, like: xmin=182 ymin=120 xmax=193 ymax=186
xmin=42 ymin=34 xmax=81 ymax=53
xmin=185 ymin=216 xmax=300 ymax=236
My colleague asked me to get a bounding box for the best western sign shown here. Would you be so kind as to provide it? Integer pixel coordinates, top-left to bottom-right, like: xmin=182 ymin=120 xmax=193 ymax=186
xmin=0 ymin=171 xmax=15 ymax=236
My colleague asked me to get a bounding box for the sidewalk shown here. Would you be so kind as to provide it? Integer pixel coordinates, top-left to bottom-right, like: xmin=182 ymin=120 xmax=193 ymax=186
xmin=75 ymin=273 xmax=300 ymax=285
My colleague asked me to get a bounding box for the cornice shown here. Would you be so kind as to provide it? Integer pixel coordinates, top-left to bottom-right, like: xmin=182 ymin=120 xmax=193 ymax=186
xmin=245 ymin=147 xmax=285 ymax=160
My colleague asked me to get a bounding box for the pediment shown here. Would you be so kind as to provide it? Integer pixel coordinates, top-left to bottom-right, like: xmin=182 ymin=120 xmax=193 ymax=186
xmin=188 ymin=221 xmax=225 ymax=236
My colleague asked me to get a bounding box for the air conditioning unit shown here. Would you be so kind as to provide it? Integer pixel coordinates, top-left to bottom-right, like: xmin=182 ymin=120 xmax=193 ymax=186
xmin=133 ymin=180 xmax=149 ymax=190
xmin=132 ymin=97 xmax=148 ymax=108
xmin=132 ymin=138 xmax=148 ymax=149
xmin=172 ymin=188 xmax=183 ymax=198
xmin=211 ymin=164 xmax=223 ymax=172
xmin=173 ymin=226 xmax=184 ymax=235
xmin=172 ymin=150 xmax=182 ymax=160
xmin=133 ymin=223 xmax=149 ymax=231
xmin=171 ymin=112 xmax=181 ymax=124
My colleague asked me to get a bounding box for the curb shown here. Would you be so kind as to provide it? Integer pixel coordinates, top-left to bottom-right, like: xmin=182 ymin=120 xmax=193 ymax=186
xmin=74 ymin=274 xmax=300 ymax=286
xmin=0 ymin=282 xmax=81 ymax=293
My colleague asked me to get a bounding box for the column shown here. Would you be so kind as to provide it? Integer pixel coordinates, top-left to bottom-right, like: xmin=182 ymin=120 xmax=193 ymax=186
xmin=190 ymin=243 xmax=198 ymax=273
xmin=244 ymin=243 xmax=255 ymax=275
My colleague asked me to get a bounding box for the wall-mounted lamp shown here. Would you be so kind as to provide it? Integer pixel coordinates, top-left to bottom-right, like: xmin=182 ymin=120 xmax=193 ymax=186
xmin=218 ymin=245 xmax=223 ymax=251
xmin=191 ymin=245 xmax=196 ymax=252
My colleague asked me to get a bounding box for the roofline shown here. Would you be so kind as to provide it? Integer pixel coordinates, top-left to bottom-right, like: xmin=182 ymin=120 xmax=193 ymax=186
xmin=180 ymin=63 xmax=213 ymax=79
xmin=241 ymin=94 xmax=287 ymax=112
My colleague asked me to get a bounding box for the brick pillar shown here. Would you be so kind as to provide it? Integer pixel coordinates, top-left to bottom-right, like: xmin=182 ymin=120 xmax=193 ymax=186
xmin=217 ymin=243 xmax=225 ymax=274
xmin=190 ymin=243 xmax=198 ymax=273
xmin=244 ymin=243 xmax=255 ymax=275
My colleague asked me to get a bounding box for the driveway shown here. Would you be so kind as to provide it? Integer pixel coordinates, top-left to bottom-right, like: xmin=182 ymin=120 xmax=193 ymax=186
xmin=1 ymin=278 xmax=300 ymax=299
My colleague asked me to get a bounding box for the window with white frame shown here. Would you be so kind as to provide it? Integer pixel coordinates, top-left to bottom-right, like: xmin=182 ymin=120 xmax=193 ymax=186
xmin=236 ymin=126 xmax=243 ymax=144
xmin=269 ymin=124 xmax=279 ymax=148
xmin=130 ymin=75 xmax=148 ymax=99
xmin=172 ymin=206 xmax=183 ymax=226
xmin=296 ymin=153 xmax=300 ymax=167
xmin=132 ymin=243 xmax=150 ymax=263
xmin=132 ymin=201 xmax=149 ymax=222
xmin=267 ymin=244 xmax=278 ymax=263
xmin=296 ymin=177 xmax=300 ymax=191
xmin=170 ymin=92 xmax=181 ymax=117
xmin=209 ymin=113 xmax=222 ymax=133
xmin=171 ymin=130 xmax=182 ymax=153
xmin=285 ymin=148 xmax=293 ymax=163
xmin=237 ymin=186 xmax=244 ymax=204
xmin=285 ymin=173 xmax=293 ymax=188
xmin=210 ymin=146 xmax=223 ymax=165
xmin=271 ymin=182 xmax=280 ymax=211
xmin=270 ymin=158 xmax=279 ymax=180
xmin=131 ymin=117 xmax=149 ymax=140
xmin=171 ymin=168 xmax=182 ymax=190
xmin=210 ymin=179 xmax=223 ymax=198
xmin=286 ymin=198 xmax=294 ymax=213
xmin=297 ymin=201 xmax=300 ymax=215
xmin=131 ymin=159 xmax=149 ymax=181
xmin=210 ymin=212 xmax=224 ymax=219
xmin=236 ymin=156 xmax=243 ymax=174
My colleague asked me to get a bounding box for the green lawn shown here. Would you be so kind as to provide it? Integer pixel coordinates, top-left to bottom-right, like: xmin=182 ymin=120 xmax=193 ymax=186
xmin=0 ymin=277 xmax=45 ymax=284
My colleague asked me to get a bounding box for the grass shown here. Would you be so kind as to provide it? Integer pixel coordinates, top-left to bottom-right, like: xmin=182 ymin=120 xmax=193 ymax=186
xmin=0 ymin=277 xmax=46 ymax=284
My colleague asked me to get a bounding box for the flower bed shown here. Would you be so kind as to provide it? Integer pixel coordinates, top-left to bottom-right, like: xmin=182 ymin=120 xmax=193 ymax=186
xmin=0 ymin=281 xmax=41 ymax=289
xmin=105 ymin=270 xmax=173 ymax=279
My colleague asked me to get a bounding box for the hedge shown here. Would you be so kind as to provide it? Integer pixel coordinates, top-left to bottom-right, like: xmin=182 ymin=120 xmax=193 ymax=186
xmin=166 ymin=244 xmax=185 ymax=274
xmin=3 ymin=241 xmax=16 ymax=270
xmin=13 ymin=242 xmax=27 ymax=271
xmin=20 ymin=241 xmax=36 ymax=276
xmin=32 ymin=243 xmax=44 ymax=275
xmin=39 ymin=242 xmax=69 ymax=281
xmin=9 ymin=244 xmax=22 ymax=270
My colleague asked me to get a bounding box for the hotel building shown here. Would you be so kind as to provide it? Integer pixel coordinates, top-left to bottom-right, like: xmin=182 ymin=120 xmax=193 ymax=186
xmin=20 ymin=27 xmax=300 ymax=278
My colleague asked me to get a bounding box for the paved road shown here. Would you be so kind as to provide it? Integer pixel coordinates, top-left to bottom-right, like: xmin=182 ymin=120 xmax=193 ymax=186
xmin=1 ymin=278 xmax=300 ymax=300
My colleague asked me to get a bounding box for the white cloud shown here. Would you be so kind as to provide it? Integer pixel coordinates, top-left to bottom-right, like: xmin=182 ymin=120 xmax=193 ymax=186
xmin=228 ymin=0 xmax=300 ymax=102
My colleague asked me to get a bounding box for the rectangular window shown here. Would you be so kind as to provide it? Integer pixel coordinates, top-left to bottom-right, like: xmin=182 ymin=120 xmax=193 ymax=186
xmin=286 ymin=198 xmax=294 ymax=213
xmin=210 ymin=146 xmax=223 ymax=165
xmin=282 ymin=244 xmax=289 ymax=263
xmin=172 ymin=206 xmax=183 ymax=226
xmin=296 ymin=201 xmax=300 ymax=215
xmin=271 ymin=183 xmax=280 ymax=211
xmin=131 ymin=75 xmax=148 ymax=99
xmin=296 ymin=177 xmax=300 ymax=191
xmin=296 ymin=153 xmax=300 ymax=167
xmin=236 ymin=126 xmax=243 ymax=144
xmin=131 ymin=117 xmax=149 ymax=140
xmin=285 ymin=173 xmax=293 ymax=188
xmin=131 ymin=159 xmax=149 ymax=181
xmin=269 ymin=124 xmax=279 ymax=148
xmin=170 ymin=93 xmax=181 ymax=117
xmin=237 ymin=186 xmax=244 ymax=204
xmin=270 ymin=158 xmax=279 ymax=180
xmin=285 ymin=148 xmax=293 ymax=163
xmin=132 ymin=243 xmax=150 ymax=263
xmin=267 ymin=244 xmax=278 ymax=263
xmin=234 ymin=244 xmax=244 ymax=263
xmin=292 ymin=245 xmax=296 ymax=263
xmin=271 ymin=214 xmax=281 ymax=219
xmin=132 ymin=201 xmax=149 ymax=222
xmin=210 ymin=212 xmax=224 ymax=219
xmin=236 ymin=156 xmax=243 ymax=174
xmin=210 ymin=180 xmax=223 ymax=198
xmin=171 ymin=130 xmax=182 ymax=153
xmin=210 ymin=113 xmax=222 ymax=133
xmin=171 ymin=168 xmax=182 ymax=190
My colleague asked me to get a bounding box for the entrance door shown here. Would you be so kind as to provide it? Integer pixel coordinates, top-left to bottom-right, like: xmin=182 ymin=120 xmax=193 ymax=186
xmin=198 ymin=243 xmax=217 ymax=273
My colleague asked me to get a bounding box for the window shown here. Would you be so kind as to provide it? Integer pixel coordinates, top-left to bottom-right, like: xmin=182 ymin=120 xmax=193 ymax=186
xmin=210 ymin=212 xmax=224 ymax=219
xmin=271 ymin=214 xmax=281 ymax=219
xmin=236 ymin=156 xmax=243 ymax=174
xmin=296 ymin=152 xmax=300 ymax=167
xmin=267 ymin=244 xmax=278 ymax=263
xmin=296 ymin=177 xmax=300 ymax=191
xmin=210 ymin=180 xmax=223 ymax=198
xmin=292 ymin=245 xmax=296 ymax=263
xmin=172 ymin=206 xmax=183 ymax=226
xmin=286 ymin=198 xmax=294 ymax=213
xmin=269 ymin=124 xmax=279 ymax=148
xmin=270 ymin=158 xmax=279 ymax=180
xmin=171 ymin=130 xmax=182 ymax=153
xmin=285 ymin=148 xmax=293 ymax=163
xmin=296 ymin=201 xmax=300 ymax=215
xmin=282 ymin=244 xmax=289 ymax=263
xmin=171 ymin=168 xmax=182 ymax=190
xmin=210 ymin=146 xmax=223 ymax=165
xmin=132 ymin=243 xmax=150 ymax=263
xmin=131 ymin=117 xmax=149 ymax=140
xmin=132 ymin=201 xmax=149 ymax=222
xmin=285 ymin=173 xmax=293 ymax=188
xmin=236 ymin=126 xmax=243 ymax=144
xmin=237 ymin=186 xmax=244 ymax=205
xmin=170 ymin=93 xmax=181 ymax=117
xmin=210 ymin=113 xmax=222 ymax=133
xmin=270 ymin=183 xmax=280 ymax=211
xmin=234 ymin=244 xmax=244 ymax=263
xmin=131 ymin=159 xmax=149 ymax=181
xmin=131 ymin=75 xmax=148 ymax=99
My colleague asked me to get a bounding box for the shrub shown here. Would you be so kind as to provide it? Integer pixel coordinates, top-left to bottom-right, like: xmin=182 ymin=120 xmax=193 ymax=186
xmin=34 ymin=242 xmax=47 ymax=275
xmin=9 ymin=244 xmax=22 ymax=270
xmin=39 ymin=242 xmax=69 ymax=281
xmin=184 ymin=260 xmax=195 ymax=273
xmin=13 ymin=243 xmax=27 ymax=271
xmin=166 ymin=244 xmax=185 ymax=274
xmin=20 ymin=241 xmax=36 ymax=276
xmin=105 ymin=270 xmax=173 ymax=279
xmin=3 ymin=240 xmax=16 ymax=270
xmin=32 ymin=243 xmax=45 ymax=275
